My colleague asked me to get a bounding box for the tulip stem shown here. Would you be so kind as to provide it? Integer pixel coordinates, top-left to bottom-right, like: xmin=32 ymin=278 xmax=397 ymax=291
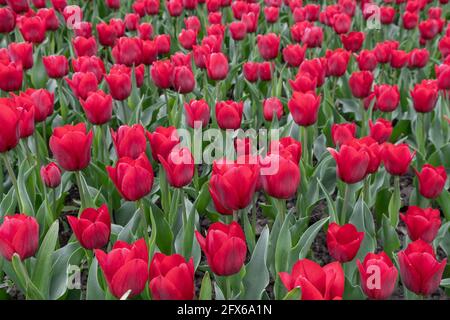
xmin=233 ymin=210 xmax=239 ymax=222
xmin=2 ymin=153 xmax=22 ymax=213
xmin=52 ymin=189 xmax=58 ymax=220
xmin=301 ymin=126 xmax=309 ymax=165
xmin=138 ymin=200 xmax=150 ymax=243
xmin=75 ymin=171 xmax=86 ymax=213
xmin=341 ymin=184 xmax=349 ymax=225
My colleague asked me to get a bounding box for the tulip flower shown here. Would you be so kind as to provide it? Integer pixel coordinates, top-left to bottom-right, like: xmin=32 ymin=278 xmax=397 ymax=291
xmin=0 ymin=61 xmax=23 ymax=92
xmin=49 ymin=123 xmax=93 ymax=171
xmin=137 ymin=23 xmax=153 ymax=40
xmin=229 ymin=21 xmax=247 ymax=41
xmin=80 ymin=90 xmax=113 ymax=125
xmin=111 ymin=124 xmax=147 ymax=160
xmin=24 ymin=89 xmax=54 ymax=123
xmin=340 ymin=31 xmax=364 ymax=52
xmin=216 ymin=100 xmax=244 ymax=130
xmin=106 ymin=0 xmax=121 ymax=9
xmin=279 ymin=259 xmax=344 ymax=300
xmin=328 ymin=143 xmax=370 ymax=184
xmin=408 ymin=48 xmax=429 ymax=69
xmin=112 ymin=37 xmax=143 ymax=66
xmin=178 ymin=29 xmax=197 ymax=50
xmin=67 ymin=204 xmax=111 ymax=249
xmin=325 ymin=49 xmax=350 ymax=77
xmin=0 ymin=8 xmax=16 ymax=34
xmin=269 ymin=137 xmax=302 ymax=164
xmin=403 ymin=11 xmax=418 ymax=29
xmin=73 ymin=21 xmax=91 ymax=37
xmin=356 ymin=50 xmax=378 ymax=71
xmin=43 ymin=55 xmax=69 ymax=79
xmin=401 ymin=206 xmax=441 ymax=243
xmin=158 ymin=147 xmax=195 ymax=188
xmin=195 ymin=221 xmax=247 ymax=276
xmin=369 ymin=118 xmax=392 ymax=144
xmin=289 ymin=72 xmax=317 ymax=93
xmin=390 ymin=50 xmax=409 ymax=69
xmin=149 ymin=253 xmax=195 ymax=300
xmin=14 ymin=97 xmax=35 ymax=139
xmin=374 ymin=84 xmax=400 ymax=112
xmin=298 ymin=58 xmax=326 ymax=87
xmin=146 ymin=126 xmax=180 ymax=162
xmin=243 ymin=62 xmax=259 ymax=83
xmin=105 ymin=67 xmax=132 ymax=101
xmin=282 ymin=44 xmax=306 ymax=67
xmin=357 ymin=252 xmax=398 ymax=300
xmin=205 ymin=52 xmax=229 ymax=80
xmin=96 ymin=22 xmax=118 ymax=47
xmin=8 ymin=42 xmax=33 ymax=70
xmin=257 ymin=33 xmax=280 ymax=60
xmin=18 ymin=16 xmax=46 ymax=44
xmin=414 ymin=164 xmax=447 ymax=199
xmin=209 ymin=159 xmax=259 ymax=213
xmin=40 ymin=162 xmax=61 ymax=189
xmin=72 ymin=56 xmax=106 ymax=82
xmin=326 ymin=222 xmax=364 ymax=262
xmin=259 ymin=154 xmax=300 ymax=199
xmin=184 ymin=99 xmax=210 ymax=128
xmin=436 ymin=64 xmax=450 ymax=90
xmin=288 ymin=91 xmax=321 ymax=127
xmin=0 ymin=214 xmax=39 ymax=261
xmin=263 ymin=97 xmax=284 ymax=121
xmin=125 ymin=13 xmax=140 ymax=31
xmin=155 ymin=34 xmax=171 ymax=55
xmin=172 ymin=66 xmax=196 ymax=93
xmin=331 ymin=123 xmax=357 ymax=146
xmin=381 ymin=143 xmax=415 ymax=176
xmin=95 ymin=239 xmax=149 ymax=298
xmin=0 ymin=101 xmax=20 ymax=153
xmin=410 ymin=80 xmax=439 ymax=113
xmin=107 ymin=153 xmax=154 ymax=201
xmin=72 ymin=36 xmax=98 ymax=57
xmin=65 ymin=72 xmax=98 ymax=100
xmin=398 ymin=240 xmax=446 ymax=296
xmin=349 ymin=71 xmax=373 ymax=98
xmin=151 ymin=60 xmax=174 ymax=89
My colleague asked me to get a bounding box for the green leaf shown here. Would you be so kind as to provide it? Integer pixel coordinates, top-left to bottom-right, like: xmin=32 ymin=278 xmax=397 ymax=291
xmin=199 ymin=272 xmax=212 ymax=300
xmin=440 ymin=278 xmax=450 ymax=288
xmin=242 ymin=226 xmax=270 ymax=300
xmin=32 ymin=221 xmax=59 ymax=298
xmin=87 ymin=258 xmax=105 ymax=300
xmin=377 ymin=215 xmax=401 ymax=259
xmin=11 ymin=254 xmax=45 ymax=300
xmin=297 ymin=217 xmax=329 ymax=260
xmin=282 ymin=287 xmax=301 ymax=300
xmin=317 ymin=178 xmax=338 ymax=223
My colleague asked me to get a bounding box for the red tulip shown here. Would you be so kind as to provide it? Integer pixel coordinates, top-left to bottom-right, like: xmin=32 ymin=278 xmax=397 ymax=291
xmin=158 ymin=147 xmax=195 ymax=188
xmin=401 ymin=206 xmax=441 ymax=243
xmin=155 ymin=34 xmax=171 ymax=55
xmin=73 ymin=21 xmax=91 ymax=37
xmin=257 ymin=33 xmax=280 ymax=60
xmin=106 ymin=0 xmax=121 ymax=9
xmin=398 ymin=240 xmax=446 ymax=296
xmin=243 ymin=62 xmax=259 ymax=82
xmin=340 ymin=31 xmax=364 ymax=52
xmin=410 ymin=80 xmax=438 ymax=113
xmin=331 ymin=123 xmax=357 ymax=146
xmin=95 ymin=239 xmax=149 ymax=298
xmin=40 ymin=162 xmax=61 ymax=189
xmin=67 ymin=204 xmax=111 ymax=249
xmin=111 ymin=124 xmax=147 ymax=160
xmin=402 ymin=11 xmax=418 ymax=30
xmin=209 ymin=159 xmax=259 ymax=213
xmin=349 ymin=71 xmax=373 ymax=98
xmin=43 ymin=55 xmax=69 ymax=79
xmin=259 ymin=61 xmax=273 ymax=81
xmin=195 ymin=221 xmax=247 ymax=276
xmin=269 ymin=137 xmax=302 ymax=164
xmin=172 ymin=66 xmax=195 ymax=93
xmin=0 ymin=7 xmax=16 ymax=34
xmin=167 ymin=0 xmax=183 ymax=16
xmin=264 ymin=6 xmax=279 ymax=23
xmin=374 ymin=41 xmax=395 ymax=64
xmin=124 ymin=13 xmax=140 ymax=31
xmin=374 ymin=84 xmax=400 ymax=112
xmin=8 ymin=42 xmax=33 ymax=70
xmin=0 ymin=61 xmax=22 ymax=92
xmin=229 ymin=21 xmax=247 ymax=41
xmin=96 ymin=22 xmax=118 ymax=47
xmin=105 ymin=66 xmax=132 ymax=101
xmin=414 ymin=164 xmax=447 ymax=199
xmin=51 ymin=0 xmax=68 ymax=11
xmin=107 ymin=153 xmax=154 ymax=201
xmin=80 ymin=90 xmax=113 ymax=125
xmin=12 ymin=94 xmax=35 ymax=138
xmin=356 ymin=50 xmax=378 ymax=71
xmin=260 ymin=154 xmax=300 ymax=199
xmin=380 ymin=6 xmax=396 ymax=24
xmin=0 ymin=100 xmax=20 ymax=153
xmin=282 ymin=44 xmax=306 ymax=67
xmin=327 ymin=222 xmax=364 ymax=262
xmin=279 ymin=259 xmax=344 ymax=300
xmin=263 ymin=97 xmax=284 ymax=121
xmin=151 ymin=59 xmax=174 ymax=89
xmin=184 ymin=99 xmax=210 ymax=128
xmin=65 ymin=72 xmax=98 ymax=100
xmin=216 ymin=100 xmax=244 ymax=130
xmin=298 ymin=58 xmax=326 ymax=86
xmin=381 ymin=143 xmax=415 ymax=176
xmin=149 ymin=253 xmax=195 ymax=300
xmin=288 ymin=91 xmax=321 ymax=127
xmin=357 ymin=252 xmax=398 ymax=300
xmin=18 ymin=16 xmax=46 ymax=44
xmin=436 ymin=64 xmax=450 ymax=90
xmin=0 ymin=214 xmax=39 ymax=261
xmin=301 ymin=26 xmax=323 ymax=48
xmin=146 ymin=126 xmax=180 ymax=162
xmin=178 ymin=28 xmax=197 ymax=50
xmin=408 ymin=48 xmax=429 ymax=68
xmin=112 ymin=37 xmax=143 ymax=66
xmin=289 ymin=72 xmax=317 ymax=93
xmin=72 ymin=56 xmax=106 ymax=83
xmin=390 ymin=50 xmax=409 ymax=69
xmin=184 ymin=16 xmax=201 ymax=32
xmin=326 ymin=49 xmax=350 ymax=77
xmin=328 ymin=143 xmax=370 ymax=184
xmin=205 ymin=52 xmax=228 ymax=80
xmin=333 ymin=13 xmax=351 ymax=34
xmin=49 ymin=123 xmax=93 ymax=171
xmin=369 ymin=118 xmax=392 ymax=143
xmin=419 ymin=19 xmax=440 ymax=41
xmin=72 ymin=36 xmax=98 ymax=57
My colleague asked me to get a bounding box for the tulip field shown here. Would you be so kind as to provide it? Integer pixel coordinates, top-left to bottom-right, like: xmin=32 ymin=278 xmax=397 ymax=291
xmin=0 ymin=0 xmax=450 ymax=303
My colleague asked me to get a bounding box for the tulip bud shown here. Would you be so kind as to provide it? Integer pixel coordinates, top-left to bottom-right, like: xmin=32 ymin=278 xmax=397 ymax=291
xmin=172 ymin=66 xmax=196 ymax=93
xmin=0 ymin=101 xmax=20 ymax=153
xmin=0 ymin=214 xmax=39 ymax=261
xmin=158 ymin=147 xmax=195 ymax=188
xmin=398 ymin=240 xmax=446 ymax=296
xmin=414 ymin=164 xmax=447 ymax=199
xmin=357 ymin=252 xmax=398 ymax=300
xmin=282 ymin=44 xmax=306 ymax=67
xmin=260 ymin=154 xmax=300 ymax=199
xmin=80 ymin=90 xmax=113 ymax=125
xmin=401 ymin=206 xmax=441 ymax=243
xmin=105 ymin=66 xmax=132 ymax=101
xmin=205 ymin=52 xmax=229 ymax=81
xmin=328 ymin=144 xmax=370 ymax=184
xmin=263 ymin=97 xmax=284 ymax=121
xmin=195 ymin=221 xmax=247 ymax=276
xmin=49 ymin=123 xmax=93 ymax=171
xmin=327 ymin=222 xmax=364 ymax=262
xmin=149 ymin=253 xmax=195 ymax=300
xmin=216 ymin=100 xmax=244 ymax=130
xmin=8 ymin=42 xmax=33 ymax=70
xmin=410 ymin=80 xmax=438 ymax=113
xmin=229 ymin=21 xmax=247 ymax=41
xmin=374 ymin=84 xmax=400 ymax=112
xmin=40 ymin=162 xmax=61 ymax=188
xmin=151 ymin=59 xmax=174 ymax=89
xmin=288 ymin=91 xmax=321 ymax=127
xmin=146 ymin=126 xmax=180 ymax=162
xmin=65 ymin=72 xmax=98 ymax=100
xmin=18 ymin=16 xmax=46 ymax=44
xmin=184 ymin=99 xmax=210 ymax=128
xmin=381 ymin=143 xmax=415 ymax=176
xmin=331 ymin=123 xmax=357 ymax=146
xmin=95 ymin=239 xmax=149 ymax=298
xmin=369 ymin=118 xmax=392 ymax=143
xmin=68 ymin=204 xmax=111 ymax=249
xmin=349 ymin=71 xmax=373 ymax=98
xmin=72 ymin=36 xmax=98 ymax=57
xmin=0 ymin=61 xmax=23 ymax=92
xmin=279 ymin=259 xmax=344 ymax=300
